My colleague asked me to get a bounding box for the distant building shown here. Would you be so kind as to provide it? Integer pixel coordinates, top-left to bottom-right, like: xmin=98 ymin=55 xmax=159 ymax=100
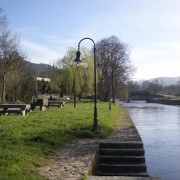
xmin=36 ymin=76 xmax=51 ymax=82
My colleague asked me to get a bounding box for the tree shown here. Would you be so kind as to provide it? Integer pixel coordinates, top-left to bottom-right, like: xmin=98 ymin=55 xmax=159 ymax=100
xmin=37 ymin=79 xmax=51 ymax=94
xmin=80 ymin=51 xmax=94 ymax=98
xmin=20 ymin=73 xmax=36 ymax=102
xmin=96 ymin=35 xmax=134 ymax=102
xmin=141 ymin=80 xmax=150 ymax=91
xmin=3 ymin=54 xmax=33 ymax=102
xmin=0 ymin=9 xmax=21 ymax=103
xmin=59 ymin=48 xmax=94 ymax=98
xmin=141 ymin=80 xmax=164 ymax=94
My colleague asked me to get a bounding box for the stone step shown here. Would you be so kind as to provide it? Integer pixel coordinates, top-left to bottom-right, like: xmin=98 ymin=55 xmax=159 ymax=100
xmin=97 ymin=163 xmax=147 ymax=173
xmin=99 ymin=156 xmax=145 ymax=164
xmin=87 ymin=176 xmax=160 ymax=180
xmin=99 ymin=142 xmax=143 ymax=149
xmin=99 ymin=149 xmax=145 ymax=156
xmin=95 ymin=172 xmax=149 ymax=177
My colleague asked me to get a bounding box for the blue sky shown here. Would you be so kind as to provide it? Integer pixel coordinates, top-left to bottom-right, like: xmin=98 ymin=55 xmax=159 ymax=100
xmin=1 ymin=0 xmax=180 ymax=80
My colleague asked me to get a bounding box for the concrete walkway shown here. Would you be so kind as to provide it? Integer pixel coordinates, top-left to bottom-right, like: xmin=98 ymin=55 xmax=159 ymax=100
xmin=39 ymin=107 xmax=159 ymax=180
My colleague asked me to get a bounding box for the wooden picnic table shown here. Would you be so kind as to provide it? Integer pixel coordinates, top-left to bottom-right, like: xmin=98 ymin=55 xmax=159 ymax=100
xmin=48 ymin=101 xmax=65 ymax=109
xmin=0 ymin=104 xmax=31 ymax=116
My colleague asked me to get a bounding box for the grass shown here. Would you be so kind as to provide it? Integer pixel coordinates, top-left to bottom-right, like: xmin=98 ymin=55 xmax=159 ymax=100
xmin=0 ymin=101 xmax=124 ymax=179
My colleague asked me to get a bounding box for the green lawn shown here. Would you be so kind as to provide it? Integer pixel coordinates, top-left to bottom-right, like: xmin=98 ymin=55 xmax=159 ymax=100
xmin=0 ymin=101 xmax=121 ymax=179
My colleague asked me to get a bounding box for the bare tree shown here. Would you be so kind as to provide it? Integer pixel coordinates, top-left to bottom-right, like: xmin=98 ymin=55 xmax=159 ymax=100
xmin=96 ymin=35 xmax=134 ymax=102
xmin=0 ymin=9 xmax=20 ymax=103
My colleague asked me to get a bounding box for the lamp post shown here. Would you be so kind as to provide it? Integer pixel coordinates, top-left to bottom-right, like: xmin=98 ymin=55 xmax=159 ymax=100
xmin=73 ymin=64 xmax=78 ymax=108
xmin=0 ymin=52 xmax=6 ymax=103
xmin=74 ymin=37 xmax=98 ymax=131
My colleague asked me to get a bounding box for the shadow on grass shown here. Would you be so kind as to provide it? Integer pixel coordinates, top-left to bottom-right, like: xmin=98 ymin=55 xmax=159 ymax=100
xmin=0 ymin=123 xmax=115 ymax=178
xmin=27 ymin=124 xmax=114 ymax=150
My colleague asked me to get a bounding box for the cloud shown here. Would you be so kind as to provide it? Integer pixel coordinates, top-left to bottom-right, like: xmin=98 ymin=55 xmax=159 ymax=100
xmin=45 ymin=35 xmax=77 ymax=47
xmin=132 ymin=42 xmax=180 ymax=63
xmin=131 ymin=42 xmax=180 ymax=79
xmin=18 ymin=27 xmax=79 ymax=63
xmin=21 ymin=39 xmax=61 ymax=64
xmin=134 ymin=61 xmax=180 ymax=80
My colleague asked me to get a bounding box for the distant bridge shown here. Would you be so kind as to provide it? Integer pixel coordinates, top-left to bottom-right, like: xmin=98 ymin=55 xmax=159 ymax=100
xmin=127 ymin=91 xmax=164 ymax=102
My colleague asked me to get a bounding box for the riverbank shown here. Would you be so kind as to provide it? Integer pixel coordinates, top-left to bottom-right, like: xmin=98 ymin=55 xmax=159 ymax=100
xmin=147 ymin=98 xmax=180 ymax=105
xmin=0 ymin=102 xmax=120 ymax=179
xmin=39 ymin=105 xmax=142 ymax=179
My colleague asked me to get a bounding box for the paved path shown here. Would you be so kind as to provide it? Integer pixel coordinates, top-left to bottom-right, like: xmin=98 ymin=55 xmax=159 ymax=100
xmin=39 ymin=107 xmax=142 ymax=180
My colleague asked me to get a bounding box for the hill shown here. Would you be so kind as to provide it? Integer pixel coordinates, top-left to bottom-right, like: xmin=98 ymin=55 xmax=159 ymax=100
xmin=25 ymin=61 xmax=52 ymax=77
xmin=149 ymin=77 xmax=180 ymax=86
xmin=136 ymin=77 xmax=180 ymax=86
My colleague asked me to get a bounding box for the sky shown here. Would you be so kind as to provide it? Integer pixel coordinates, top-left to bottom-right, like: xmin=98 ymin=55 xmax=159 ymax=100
xmin=1 ymin=0 xmax=180 ymax=80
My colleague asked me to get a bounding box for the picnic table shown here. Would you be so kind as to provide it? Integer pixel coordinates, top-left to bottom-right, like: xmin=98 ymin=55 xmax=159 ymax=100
xmin=48 ymin=101 xmax=65 ymax=109
xmin=0 ymin=104 xmax=31 ymax=116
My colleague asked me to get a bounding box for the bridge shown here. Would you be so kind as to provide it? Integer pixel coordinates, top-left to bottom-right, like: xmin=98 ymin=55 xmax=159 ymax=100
xmin=127 ymin=91 xmax=164 ymax=102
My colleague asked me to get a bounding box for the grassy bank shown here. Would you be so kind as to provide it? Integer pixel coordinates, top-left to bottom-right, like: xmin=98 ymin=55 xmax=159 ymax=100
xmin=0 ymin=101 xmax=124 ymax=179
xmin=148 ymin=97 xmax=180 ymax=105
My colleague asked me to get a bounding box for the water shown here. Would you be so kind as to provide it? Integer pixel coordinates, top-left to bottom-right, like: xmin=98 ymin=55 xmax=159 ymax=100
xmin=120 ymin=101 xmax=180 ymax=180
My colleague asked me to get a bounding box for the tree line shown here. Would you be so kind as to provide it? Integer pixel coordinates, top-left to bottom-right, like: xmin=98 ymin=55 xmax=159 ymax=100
xmin=0 ymin=9 xmax=134 ymax=103
xmin=54 ymin=36 xmax=134 ymax=103
xmin=128 ymin=79 xmax=180 ymax=96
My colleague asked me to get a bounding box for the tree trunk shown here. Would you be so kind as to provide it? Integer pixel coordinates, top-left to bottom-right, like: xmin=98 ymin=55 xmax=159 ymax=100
xmin=111 ymin=70 xmax=115 ymax=104
xmin=103 ymin=91 xmax=109 ymax=102
xmin=73 ymin=76 xmax=76 ymax=108
xmin=109 ymin=84 xmax=112 ymax=110
xmin=1 ymin=74 xmax=6 ymax=103
xmin=78 ymin=93 xmax=82 ymax=100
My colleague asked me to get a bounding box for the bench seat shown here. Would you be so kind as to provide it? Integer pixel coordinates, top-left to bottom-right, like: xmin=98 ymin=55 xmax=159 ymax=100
xmin=0 ymin=104 xmax=31 ymax=116
xmin=48 ymin=101 xmax=65 ymax=109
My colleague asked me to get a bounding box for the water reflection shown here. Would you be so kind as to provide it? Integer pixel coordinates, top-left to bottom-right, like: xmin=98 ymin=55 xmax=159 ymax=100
xmin=120 ymin=101 xmax=180 ymax=180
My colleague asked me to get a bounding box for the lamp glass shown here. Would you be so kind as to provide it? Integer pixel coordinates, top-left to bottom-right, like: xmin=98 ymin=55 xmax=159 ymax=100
xmin=74 ymin=51 xmax=82 ymax=63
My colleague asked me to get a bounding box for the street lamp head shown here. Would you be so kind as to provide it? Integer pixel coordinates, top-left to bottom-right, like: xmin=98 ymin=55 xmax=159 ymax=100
xmin=74 ymin=50 xmax=82 ymax=64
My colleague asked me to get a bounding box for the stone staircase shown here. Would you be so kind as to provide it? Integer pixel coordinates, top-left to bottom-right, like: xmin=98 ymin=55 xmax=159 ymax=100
xmin=95 ymin=141 xmax=149 ymax=177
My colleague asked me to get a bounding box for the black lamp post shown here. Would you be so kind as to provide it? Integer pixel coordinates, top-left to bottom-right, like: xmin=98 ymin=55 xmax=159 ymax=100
xmin=73 ymin=64 xmax=78 ymax=108
xmin=0 ymin=52 xmax=6 ymax=103
xmin=74 ymin=37 xmax=98 ymax=131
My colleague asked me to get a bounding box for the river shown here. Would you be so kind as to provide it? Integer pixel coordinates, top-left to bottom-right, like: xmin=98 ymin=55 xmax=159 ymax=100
xmin=120 ymin=101 xmax=180 ymax=180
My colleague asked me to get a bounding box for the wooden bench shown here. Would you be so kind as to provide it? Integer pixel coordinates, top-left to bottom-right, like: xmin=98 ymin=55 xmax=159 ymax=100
xmin=48 ymin=101 xmax=65 ymax=109
xmin=83 ymin=99 xmax=91 ymax=103
xmin=0 ymin=104 xmax=31 ymax=116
